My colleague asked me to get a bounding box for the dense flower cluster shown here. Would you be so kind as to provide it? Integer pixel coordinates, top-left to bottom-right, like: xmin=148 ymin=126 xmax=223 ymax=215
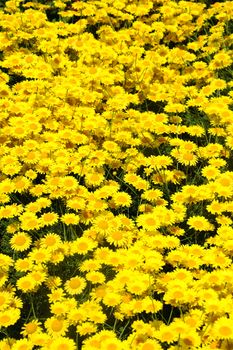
xmin=0 ymin=0 xmax=233 ymax=349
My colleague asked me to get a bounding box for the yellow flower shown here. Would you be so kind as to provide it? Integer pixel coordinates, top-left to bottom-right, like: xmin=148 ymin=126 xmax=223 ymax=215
xmin=50 ymin=302 xmax=69 ymax=317
xmin=40 ymin=233 xmax=62 ymax=251
xmin=21 ymin=319 xmax=42 ymax=337
xmin=68 ymin=307 xmax=86 ymax=325
xmin=0 ymin=204 xmax=22 ymax=219
xmin=16 ymin=275 xmax=37 ymax=293
xmin=39 ymin=212 xmax=59 ymax=227
xmin=67 ymin=197 xmax=86 ymax=211
xmin=176 ymin=150 xmax=198 ymax=166
xmin=0 ymin=308 xmax=20 ymax=327
xmin=48 ymin=288 xmax=65 ymax=303
xmin=206 ymin=200 xmax=225 ymax=215
xmin=0 ymin=291 xmax=12 ymax=311
xmin=85 ymin=171 xmax=105 ymax=187
xmin=71 ymin=237 xmax=97 ymax=255
xmin=85 ymin=271 xmax=105 ymax=284
xmin=0 ymin=178 xmax=15 ymax=194
xmin=137 ymin=213 xmax=160 ymax=230
xmin=20 ymin=213 xmax=41 ymax=231
xmin=137 ymin=339 xmax=162 ymax=350
xmin=45 ymin=317 xmax=69 ymax=337
xmin=61 ymin=213 xmax=80 ymax=225
xmin=0 ymin=338 xmax=16 ymax=350
xmin=65 ymin=276 xmax=86 ymax=295
xmin=99 ymin=337 xmax=124 ymax=350
xmin=112 ymin=191 xmax=132 ymax=207
xmin=79 ymin=259 xmax=101 ymax=272
xmin=29 ymin=248 xmax=51 ymax=264
xmin=48 ymin=337 xmax=76 ymax=350
xmin=28 ymin=332 xmax=50 ymax=347
xmin=187 ymin=215 xmax=214 ymax=231
xmin=202 ymin=165 xmax=220 ymax=180
xmin=141 ymin=189 xmax=163 ymax=203
xmin=103 ymin=140 xmax=121 ymax=153
xmin=213 ymin=317 xmax=233 ymax=340
xmin=10 ymin=232 xmax=31 ymax=252
xmin=11 ymin=338 xmax=33 ymax=350
xmin=156 ymin=324 xmax=178 ymax=343
xmin=0 ymin=253 xmax=14 ymax=272
xmin=93 ymin=213 xmax=115 ymax=234
xmin=28 ymin=269 xmax=47 ymax=285
xmin=179 ymin=330 xmax=201 ymax=347
xmin=77 ymin=321 xmax=97 ymax=336
xmin=210 ymin=51 xmax=232 ymax=70
xmin=60 ymin=176 xmax=79 ymax=191
xmin=103 ymin=292 xmax=122 ymax=307
xmin=164 ymin=281 xmax=192 ymax=305
xmin=15 ymin=258 xmax=33 ymax=272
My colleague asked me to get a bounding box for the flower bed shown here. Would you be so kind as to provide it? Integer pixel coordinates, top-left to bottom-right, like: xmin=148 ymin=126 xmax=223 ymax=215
xmin=0 ymin=0 xmax=233 ymax=349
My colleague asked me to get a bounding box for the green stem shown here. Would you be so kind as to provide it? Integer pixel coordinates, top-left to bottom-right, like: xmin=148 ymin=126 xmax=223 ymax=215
xmin=30 ymin=294 xmax=37 ymax=319
xmin=119 ymin=319 xmax=131 ymax=339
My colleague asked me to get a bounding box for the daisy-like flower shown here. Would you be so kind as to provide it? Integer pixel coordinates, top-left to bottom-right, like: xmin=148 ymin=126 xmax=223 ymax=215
xmin=45 ymin=317 xmax=69 ymax=337
xmin=0 ymin=291 xmax=12 ymax=311
xmin=187 ymin=215 xmax=214 ymax=231
xmin=213 ymin=316 xmax=233 ymax=340
xmin=85 ymin=171 xmax=105 ymax=187
xmin=155 ymin=324 xmax=178 ymax=344
xmin=65 ymin=276 xmax=86 ymax=295
xmin=136 ymin=213 xmax=160 ymax=230
xmin=85 ymin=271 xmax=106 ymax=284
xmin=61 ymin=213 xmax=80 ymax=225
xmin=48 ymin=288 xmax=65 ymax=303
xmin=93 ymin=213 xmax=115 ymax=234
xmin=126 ymin=272 xmax=151 ymax=295
xmin=28 ymin=332 xmax=50 ymax=348
xmin=10 ymin=232 xmax=31 ymax=252
xmin=0 ymin=204 xmax=22 ymax=219
xmin=79 ymin=259 xmax=101 ymax=272
xmin=176 ymin=150 xmax=198 ymax=166
xmin=16 ymin=275 xmax=37 ymax=293
xmin=21 ymin=319 xmax=42 ymax=337
xmin=106 ymin=229 xmax=130 ymax=247
xmin=135 ymin=339 xmax=162 ymax=350
xmin=11 ymin=338 xmax=33 ymax=350
xmin=112 ymin=191 xmax=132 ymax=207
xmin=71 ymin=237 xmax=97 ymax=255
xmin=29 ymin=248 xmax=51 ymax=263
xmin=103 ymin=292 xmax=122 ymax=307
xmin=0 ymin=338 xmax=16 ymax=350
xmin=20 ymin=214 xmax=41 ymax=231
xmin=40 ymin=233 xmax=62 ymax=251
xmin=179 ymin=330 xmax=201 ymax=348
xmin=50 ymin=301 xmax=68 ymax=317
xmin=0 ymin=308 xmax=20 ymax=327
xmin=201 ymin=165 xmax=220 ymax=180
xmin=68 ymin=308 xmax=86 ymax=325
xmin=49 ymin=336 xmax=76 ymax=350
xmin=98 ymin=336 xmax=125 ymax=350
xmin=77 ymin=321 xmax=97 ymax=336
xmin=28 ymin=269 xmax=47 ymax=286
xmin=142 ymin=189 xmax=163 ymax=203
xmin=39 ymin=212 xmax=59 ymax=227
xmin=60 ymin=176 xmax=79 ymax=191
xmin=67 ymin=197 xmax=86 ymax=211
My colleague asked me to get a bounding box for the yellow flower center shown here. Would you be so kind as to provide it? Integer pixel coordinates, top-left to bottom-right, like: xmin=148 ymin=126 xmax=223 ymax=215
xmin=69 ymin=278 xmax=81 ymax=289
xmin=25 ymin=322 xmax=37 ymax=334
xmin=51 ymin=319 xmax=63 ymax=332
xmin=219 ymin=326 xmax=232 ymax=336
xmin=14 ymin=235 xmax=27 ymax=246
